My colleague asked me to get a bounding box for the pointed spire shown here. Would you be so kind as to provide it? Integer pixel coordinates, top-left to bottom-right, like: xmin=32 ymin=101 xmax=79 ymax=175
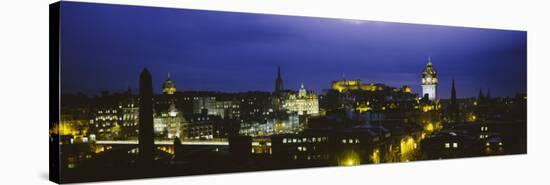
xmin=451 ymin=79 xmax=456 ymax=100
xmin=427 ymin=56 xmax=432 ymax=66
xmin=449 ymin=79 xmax=459 ymax=122
xmin=300 ymin=82 xmax=305 ymax=89
xmin=126 ymin=80 xmax=132 ymax=94
xmin=478 ymin=88 xmax=485 ymax=100
xmin=167 ymin=72 xmax=171 ymax=79
xmin=277 ymin=65 xmax=281 ymax=79
xmin=275 ymin=65 xmax=284 ymax=94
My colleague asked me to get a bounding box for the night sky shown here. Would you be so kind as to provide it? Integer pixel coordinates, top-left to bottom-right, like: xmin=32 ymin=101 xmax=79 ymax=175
xmin=60 ymin=2 xmax=527 ymax=99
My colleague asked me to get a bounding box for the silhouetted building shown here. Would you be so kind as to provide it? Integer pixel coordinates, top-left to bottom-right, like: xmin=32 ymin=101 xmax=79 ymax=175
xmin=448 ymin=79 xmax=459 ymax=123
xmin=138 ymin=68 xmax=154 ymax=166
xmin=275 ymin=65 xmax=284 ymax=95
xmin=229 ymin=136 xmax=252 ymax=158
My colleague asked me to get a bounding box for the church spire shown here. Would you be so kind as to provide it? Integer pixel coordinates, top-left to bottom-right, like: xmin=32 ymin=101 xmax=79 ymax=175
xmin=275 ymin=65 xmax=284 ymax=94
xmin=451 ymin=79 xmax=457 ymax=101
xmin=478 ymin=88 xmax=485 ymax=100
xmin=449 ymin=79 xmax=459 ymax=123
xmin=277 ymin=66 xmax=281 ymax=80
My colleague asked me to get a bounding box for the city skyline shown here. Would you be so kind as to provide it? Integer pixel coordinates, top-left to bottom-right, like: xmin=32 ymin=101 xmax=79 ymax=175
xmin=51 ymin=2 xmax=527 ymax=183
xmin=60 ymin=2 xmax=526 ymax=98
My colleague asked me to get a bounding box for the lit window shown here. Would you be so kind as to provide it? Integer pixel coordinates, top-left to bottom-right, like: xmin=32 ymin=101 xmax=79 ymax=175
xmin=342 ymin=139 xmax=347 ymax=143
xmin=444 ymin=143 xmax=450 ymax=148
xmin=453 ymin=142 xmax=458 ymax=148
xmin=283 ymin=138 xmax=287 ymax=143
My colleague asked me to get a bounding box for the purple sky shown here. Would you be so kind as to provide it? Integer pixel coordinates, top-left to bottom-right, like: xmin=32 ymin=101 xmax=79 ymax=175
xmin=59 ymin=2 xmax=527 ymax=98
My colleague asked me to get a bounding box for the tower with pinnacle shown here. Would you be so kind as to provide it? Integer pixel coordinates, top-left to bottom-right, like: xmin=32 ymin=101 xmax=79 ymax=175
xmin=421 ymin=57 xmax=438 ymax=101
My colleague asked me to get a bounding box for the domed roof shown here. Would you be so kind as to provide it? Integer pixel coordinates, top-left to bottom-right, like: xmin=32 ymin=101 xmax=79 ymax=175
xmin=422 ymin=57 xmax=437 ymax=77
xmin=162 ymin=73 xmax=177 ymax=95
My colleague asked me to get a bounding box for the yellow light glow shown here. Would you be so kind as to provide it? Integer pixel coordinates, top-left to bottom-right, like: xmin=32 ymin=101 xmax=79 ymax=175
xmin=370 ymin=149 xmax=380 ymax=164
xmin=422 ymin=105 xmax=434 ymax=112
xmin=356 ymin=106 xmax=372 ymax=113
xmin=425 ymin=123 xmax=434 ymax=132
xmin=339 ymin=151 xmax=361 ymax=166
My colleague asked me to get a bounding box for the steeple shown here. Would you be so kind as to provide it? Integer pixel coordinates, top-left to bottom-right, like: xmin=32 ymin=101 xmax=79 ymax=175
xmin=277 ymin=66 xmax=281 ymax=80
xmin=451 ymin=79 xmax=457 ymax=102
xmin=478 ymin=88 xmax=485 ymax=100
xmin=427 ymin=56 xmax=432 ymax=66
xmin=449 ymin=79 xmax=459 ymax=122
xmin=275 ymin=65 xmax=284 ymax=94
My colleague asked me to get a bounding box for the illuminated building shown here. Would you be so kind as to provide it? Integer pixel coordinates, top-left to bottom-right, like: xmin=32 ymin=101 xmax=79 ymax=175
xmin=237 ymin=91 xmax=273 ymax=124
xmin=420 ymin=131 xmax=477 ymax=159
xmin=271 ymin=128 xmax=387 ymax=164
xmin=154 ymin=102 xmax=188 ymax=139
xmin=331 ymin=80 xmax=384 ymax=93
xmin=421 ymin=57 xmax=438 ymax=101
xmin=239 ymin=121 xmax=275 ymax=136
xmin=402 ymin=85 xmax=412 ymax=93
xmin=162 ymin=73 xmax=177 ymax=95
xmin=192 ymin=97 xmax=216 ymax=115
xmin=283 ymin=83 xmax=319 ymax=116
xmin=281 ymin=112 xmax=300 ymax=133
xmin=186 ymin=110 xmax=222 ymax=139
xmin=121 ymin=100 xmax=139 ymax=139
xmin=91 ymin=107 xmax=122 ymax=140
xmin=59 ymin=113 xmax=89 ymax=143
xmin=192 ymin=96 xmax=240 ymax=119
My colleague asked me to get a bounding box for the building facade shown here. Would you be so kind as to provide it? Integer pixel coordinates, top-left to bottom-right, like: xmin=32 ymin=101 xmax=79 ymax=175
xmin=421 ymin=57 xmax=438 ymax=101
xmin=283 ymin=83 xmax=319 ymax=116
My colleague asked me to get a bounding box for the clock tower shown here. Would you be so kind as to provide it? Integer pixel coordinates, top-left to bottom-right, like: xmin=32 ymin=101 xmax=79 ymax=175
xmin=421 ymin=57 xmax=438 ymax=101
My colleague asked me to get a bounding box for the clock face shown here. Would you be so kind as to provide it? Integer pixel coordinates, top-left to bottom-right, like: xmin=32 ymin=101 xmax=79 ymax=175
xmin=426 ymin=77 xmax=432 ymax=83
